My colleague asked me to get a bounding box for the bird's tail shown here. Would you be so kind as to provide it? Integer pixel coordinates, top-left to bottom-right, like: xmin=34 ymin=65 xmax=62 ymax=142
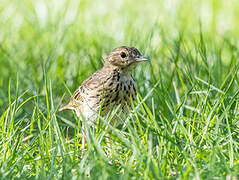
xmin=59 ymin=103 xmax=74 ymax=112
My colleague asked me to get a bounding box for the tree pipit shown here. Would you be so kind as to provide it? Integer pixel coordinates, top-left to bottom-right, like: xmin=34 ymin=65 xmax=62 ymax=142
xmin=60 ymin=46 xmax=149 ymax=149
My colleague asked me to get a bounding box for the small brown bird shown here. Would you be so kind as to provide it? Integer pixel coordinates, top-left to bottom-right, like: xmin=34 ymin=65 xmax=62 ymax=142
xmin=60 ymin=46 xmax=149 ymax=148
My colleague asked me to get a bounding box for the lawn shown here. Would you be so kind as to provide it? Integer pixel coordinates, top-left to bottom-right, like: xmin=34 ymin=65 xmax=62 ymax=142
xmin=0 ymin=0 xmax=239 ymax=179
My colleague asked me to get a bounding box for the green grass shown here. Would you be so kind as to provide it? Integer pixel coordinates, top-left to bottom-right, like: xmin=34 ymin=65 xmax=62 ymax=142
xmin=0 ymin=0 xmax=239 ymax=179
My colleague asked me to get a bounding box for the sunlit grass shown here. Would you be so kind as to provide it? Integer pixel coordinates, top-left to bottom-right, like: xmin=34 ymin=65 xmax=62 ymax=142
xmin=0 ymin=0 xmax=239 ymax=179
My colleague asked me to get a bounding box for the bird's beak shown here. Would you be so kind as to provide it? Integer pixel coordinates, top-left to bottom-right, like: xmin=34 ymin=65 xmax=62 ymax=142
xmin=135 ymin=56 xmax=149 ymax=62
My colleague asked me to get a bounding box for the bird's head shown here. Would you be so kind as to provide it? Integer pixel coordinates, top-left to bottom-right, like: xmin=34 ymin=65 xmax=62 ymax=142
xmin=105 ymin=46 xmax=149 ymax=72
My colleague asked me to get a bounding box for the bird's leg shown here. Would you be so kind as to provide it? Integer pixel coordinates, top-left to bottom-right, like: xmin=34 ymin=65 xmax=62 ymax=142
xmin=66 ymin=126 xmax=69 ymax=141
xmin=81 ymin=132 xmax=86 ymax=150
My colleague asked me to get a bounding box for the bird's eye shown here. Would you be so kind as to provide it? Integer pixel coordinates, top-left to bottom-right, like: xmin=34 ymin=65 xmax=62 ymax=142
xmin=120 ymin=52 xmax=127 ymax=58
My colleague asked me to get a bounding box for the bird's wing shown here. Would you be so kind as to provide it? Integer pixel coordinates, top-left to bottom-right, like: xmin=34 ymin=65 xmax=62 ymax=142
xmin=80 ymin=69 xmax=108 ymax=90
xmin=59 ymin=87 xmax=83 ymax=111
xmin=59 ymin=69 xmax=109 ymax=112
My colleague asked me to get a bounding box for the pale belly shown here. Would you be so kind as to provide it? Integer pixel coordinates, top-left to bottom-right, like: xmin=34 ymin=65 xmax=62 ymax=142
xmin=75 ymin=75 xmax=137 ymax=126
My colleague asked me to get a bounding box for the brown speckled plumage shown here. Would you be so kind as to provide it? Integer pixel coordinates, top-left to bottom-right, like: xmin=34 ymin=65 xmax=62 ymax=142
xmin=60 ymin=46 xmax=149 ymax=125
